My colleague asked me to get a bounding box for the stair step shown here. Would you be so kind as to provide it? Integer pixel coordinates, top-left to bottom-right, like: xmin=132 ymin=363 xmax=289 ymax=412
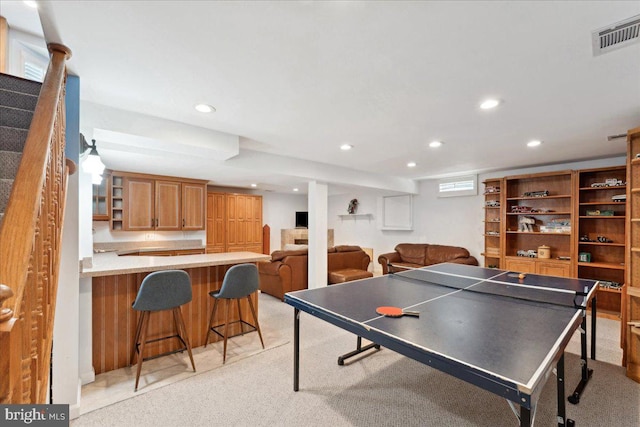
xmin=0 ymin=73 xmax=42 ymax=96
xmin=0 ymin=106 xmax=33 ymax=130
xmin=0 ymin=126 xmax=28 ymax=152
xmin=0 ymin=178 xmax=13 ymax=216
xmin=0 ymin=150 xmax=21 ymax=180
xmin=0 ymin=88 xmax=38 ymax=111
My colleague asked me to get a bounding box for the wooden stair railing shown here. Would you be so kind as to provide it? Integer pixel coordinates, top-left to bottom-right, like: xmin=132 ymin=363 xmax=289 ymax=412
xmin=0 ymin=43 xmax=72 ymax=404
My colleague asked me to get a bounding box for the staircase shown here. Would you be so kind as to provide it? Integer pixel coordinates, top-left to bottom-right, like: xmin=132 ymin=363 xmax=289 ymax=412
xmin=0 ymin=73 xmax=41 ymax=225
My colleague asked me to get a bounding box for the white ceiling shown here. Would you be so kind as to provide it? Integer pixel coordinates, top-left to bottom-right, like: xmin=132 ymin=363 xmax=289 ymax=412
xmin=3 ymin=1 xmax=640 ymax=194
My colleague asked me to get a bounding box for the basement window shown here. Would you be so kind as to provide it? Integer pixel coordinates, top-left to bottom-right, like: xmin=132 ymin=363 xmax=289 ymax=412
xmin=437 ymin=175 xmax=477 ymax=197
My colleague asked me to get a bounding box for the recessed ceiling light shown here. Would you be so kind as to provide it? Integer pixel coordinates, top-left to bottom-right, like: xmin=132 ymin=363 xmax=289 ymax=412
xmin=429 ymin=141 xmax=443 ymax=148
xmin=250 ymin=183 xmax=257 ymax=188
xmin=407 ymin=161 xmax=417 ymax=168
xmin=340 ymin=144 xmax=353 ymax=151
xmin=527 ymin=140 xmax=542 ymax=147
xmin=194 ymin=104 xmax=215 ymax=113
xmin=480 ymin=99 xmax=501 ymax=110
xmin=24 ymin=1 xmax=38 ymax=8
xmin=293 ymin=188 xmax=299 ymax=192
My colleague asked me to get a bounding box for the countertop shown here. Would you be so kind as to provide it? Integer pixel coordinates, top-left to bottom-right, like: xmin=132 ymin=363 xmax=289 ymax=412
xmin=80 ymin=251 xmax=271 ymax=278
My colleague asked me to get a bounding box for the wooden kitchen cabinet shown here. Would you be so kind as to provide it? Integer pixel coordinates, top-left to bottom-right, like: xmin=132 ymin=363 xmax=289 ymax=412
xmin=207 ymin=191 xmax=263 ymax=253
xmin=206 ymin=192 xmax=226 ymax=253
xmin=111 ymin=171 xmax=206 ymax=231
xmin=123 ymin=177 xmax=155 ymax=231
xmin=182 ymin=182 xmax=206 ymax=230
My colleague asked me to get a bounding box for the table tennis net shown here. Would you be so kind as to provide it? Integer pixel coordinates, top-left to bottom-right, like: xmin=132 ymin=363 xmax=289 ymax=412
xmin=391 ymin=267 xmax=586 ymax=309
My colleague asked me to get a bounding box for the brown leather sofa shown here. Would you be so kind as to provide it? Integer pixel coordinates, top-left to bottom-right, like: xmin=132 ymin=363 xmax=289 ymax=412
xmin=258 ymin=245 xmax=372 ymax=300
xmin=378 ymin=243 xmax=478 ymax=274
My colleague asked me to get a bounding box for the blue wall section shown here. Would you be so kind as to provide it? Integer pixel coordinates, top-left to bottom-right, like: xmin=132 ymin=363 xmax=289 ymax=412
xmin=65 ymin=74 xmax=80 ymax=161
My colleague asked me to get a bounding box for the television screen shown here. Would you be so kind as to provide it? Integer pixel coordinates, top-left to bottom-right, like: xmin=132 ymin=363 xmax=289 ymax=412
xmin=295 ymin=211 xmax=308 ymax=228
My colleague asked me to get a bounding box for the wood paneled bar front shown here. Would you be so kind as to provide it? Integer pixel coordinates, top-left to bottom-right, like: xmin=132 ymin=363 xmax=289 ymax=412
xmin=81 ymin=251 xmax=270 ymax=374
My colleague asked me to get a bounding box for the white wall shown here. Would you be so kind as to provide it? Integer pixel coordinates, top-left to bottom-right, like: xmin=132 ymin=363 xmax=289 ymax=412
xmin=261 ymin=192 xmax=307 ymax=251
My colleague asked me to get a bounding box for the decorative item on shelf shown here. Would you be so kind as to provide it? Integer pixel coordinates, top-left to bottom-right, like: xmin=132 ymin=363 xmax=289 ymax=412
xmin=579 ymin=235 xmax=594 ymax=242
xmin=537 ymin=245 xmax=551 ymax=259
xmin=586 ymin=209 xmax=614 ymax=216
xmin=511 ymin=205 xmax=532 ymax=213
xmin=347 ymin=199 xmax=359 ymax=214
xmin=517 ymin=249 xmax=538 ymax=258
xmin=484 ymin=186 xmax=500 ymax=194
xmin=540 ymin=218 xmax=571 ymax=233
xmin=599 ymin=280 xmax=622 ymax=289
xmin=518 ymin=216 xmax=535 ymax=232
xmin=591 ymin=179 xmax=625 ymax=187
xmin=597 ymin=236 xmax=613 ymax=243
xmin=578 ymin=252 xmax=591 ymax=263
xmin=612 ymin=194 xmax=626 ymax=202
xmin=485 ymin=200 xmax=500 ymax=207
xmin=522 ymin=190 xmax=549 ymax=197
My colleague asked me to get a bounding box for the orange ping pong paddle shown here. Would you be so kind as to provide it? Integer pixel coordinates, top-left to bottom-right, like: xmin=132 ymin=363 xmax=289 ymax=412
xmin=376 ymin=306 xmax=420 ymax=318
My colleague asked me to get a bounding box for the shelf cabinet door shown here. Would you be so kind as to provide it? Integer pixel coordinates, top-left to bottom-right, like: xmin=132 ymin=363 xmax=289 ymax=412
xmin=537 ymin=260 xmax=571 ymax=277
xmin=504 ymin=258 xmax=537 ymax=274
xmin=123 ymin=177 xmax=155 ymax=231
xmin=155 ymin=180 xmax=181 ymax=230
xmin=206 ymin=192 xmax=226 ymax=252
xmin=182 ymin=183 xmax=206 ymax=230
xmin=92 ymin=172 xmax=111 ymax=221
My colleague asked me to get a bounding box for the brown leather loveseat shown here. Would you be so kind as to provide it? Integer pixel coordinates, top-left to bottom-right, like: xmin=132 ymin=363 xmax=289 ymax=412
xmin=378 ymin=243 xmax=478 ymax=274
xmin=258 ymin=245 xmax=371 ymax=300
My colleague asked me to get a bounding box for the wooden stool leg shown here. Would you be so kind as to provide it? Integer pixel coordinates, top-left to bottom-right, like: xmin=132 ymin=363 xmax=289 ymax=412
xmin=247 ymin=294 xmax=264 ymax=349
xmin=174 ymin=307 xmax=196 ymax=372
xmin=237 ymin=299 xmax=244 ymax=335
xmin=134 ymin=311 xmax=150 ymax=391
xmin=222 ymin=299 xmax=231 ymax=363
xmin=205 ymin=298 xmax=219 ymax=347
xmin=131 ymin=310 xmax=144 ymax=365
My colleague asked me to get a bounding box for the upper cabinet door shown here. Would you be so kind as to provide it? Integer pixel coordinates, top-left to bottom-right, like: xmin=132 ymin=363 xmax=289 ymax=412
xmin=92 ymin=171 xmax=111 ymax=221
xmin=182 ymin=183 xmax=206 ymax=230
xmin=155 ymin=180 xmax=181 ymax=231
xmin=123 ymin=177 xmax=155 ymax=231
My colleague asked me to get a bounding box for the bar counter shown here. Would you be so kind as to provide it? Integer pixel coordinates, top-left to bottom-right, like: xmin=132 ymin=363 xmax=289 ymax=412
xmin=84 ymin=251 xmax=271 ymax=374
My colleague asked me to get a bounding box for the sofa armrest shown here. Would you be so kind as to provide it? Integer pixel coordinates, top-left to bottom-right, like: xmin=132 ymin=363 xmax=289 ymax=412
xmin=449 ymin=256 xmax=479 ymax=266
xmin=258 ymin=261 xmax=292 ymax=301
xmin=378 ymin=252 xmax=401 ymax=275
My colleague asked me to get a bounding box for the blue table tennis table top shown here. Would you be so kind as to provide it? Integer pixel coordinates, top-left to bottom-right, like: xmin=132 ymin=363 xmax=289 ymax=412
xmin=284 ymin=263 xmax=599 ymax=408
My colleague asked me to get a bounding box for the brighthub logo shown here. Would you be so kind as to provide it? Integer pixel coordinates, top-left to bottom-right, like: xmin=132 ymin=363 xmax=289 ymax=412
xmin=1 ymin=405 xmax=68 ymax=426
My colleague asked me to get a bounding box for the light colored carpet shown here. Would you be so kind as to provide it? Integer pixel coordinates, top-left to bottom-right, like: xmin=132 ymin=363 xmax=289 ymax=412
xmin=72 ymin=292 xmax=639 ymax=426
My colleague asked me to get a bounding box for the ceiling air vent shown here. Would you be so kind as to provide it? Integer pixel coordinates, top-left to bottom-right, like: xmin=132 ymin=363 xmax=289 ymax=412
xmin=592 ymin=15 xmax=640 ymax=56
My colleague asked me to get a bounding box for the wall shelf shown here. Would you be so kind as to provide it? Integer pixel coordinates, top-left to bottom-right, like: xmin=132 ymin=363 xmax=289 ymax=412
xmin=338 ymin=213 xmax=373 ymax=221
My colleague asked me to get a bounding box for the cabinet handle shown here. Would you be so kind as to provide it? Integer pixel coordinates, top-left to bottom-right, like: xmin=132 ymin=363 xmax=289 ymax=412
xmin=183 ymin=219 xmax=185 ymax=227
xmin=156 ymin=218 xmax=158 ymax=227
xmin=151 ymin=218 xmax=154 ymax=227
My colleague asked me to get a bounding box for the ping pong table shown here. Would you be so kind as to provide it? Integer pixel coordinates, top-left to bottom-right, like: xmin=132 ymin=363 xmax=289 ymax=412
xmin=284 ymin=263 xmax=599 ymax=427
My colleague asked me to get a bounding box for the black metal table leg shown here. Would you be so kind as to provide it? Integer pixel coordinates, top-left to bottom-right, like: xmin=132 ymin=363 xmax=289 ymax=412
xmin=591 ymin=296 xmax=597 ymax=361
xmin=520 ymin=406 xmax=531 ymax=427
xmin=294 ymin=308 xmax=300 ymax=392
xmin=556 ymin=353 xmax=576 ymax=426
xmin=568 ymin=310 xmax=593 ymax=404
xmin=337 ymin=336 xmax=381 ymax=365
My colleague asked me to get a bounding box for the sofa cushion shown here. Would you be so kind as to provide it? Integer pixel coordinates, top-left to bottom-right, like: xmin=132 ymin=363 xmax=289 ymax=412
xmin=425 ymin=245 xmax=470 ymax=265
xmin=270 ymin=249 xmax=308 ymax=262
xmin=329 ymin=268 xmax=373 ymax=284
xmin=334 ymin=245 xmax=363 ymax=253
xmin=388 ymin=262 xmax=424 ymax=272
xmin=395 ymin=244 xmax=427 ymax=265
